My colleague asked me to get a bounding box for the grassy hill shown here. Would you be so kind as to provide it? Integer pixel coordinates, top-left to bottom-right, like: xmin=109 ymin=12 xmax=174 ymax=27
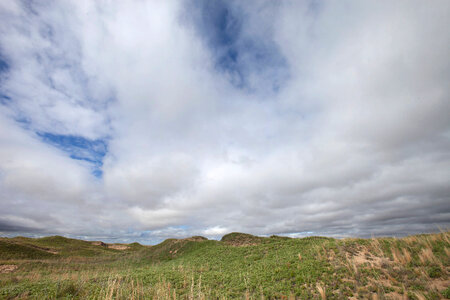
xmin=0 ymin=232 xmax=448 ymax=299
xmin=0 ymin=236 xmax=144 ymax=259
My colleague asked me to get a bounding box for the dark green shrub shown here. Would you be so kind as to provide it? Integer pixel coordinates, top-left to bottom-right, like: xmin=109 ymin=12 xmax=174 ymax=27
xmin=427 ymin=265 xmax=442 ymax=278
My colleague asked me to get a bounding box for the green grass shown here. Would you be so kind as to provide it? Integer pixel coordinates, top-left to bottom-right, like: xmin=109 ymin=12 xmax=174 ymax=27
xmin=0 ymin=232 xmax=448 ymax=299
xmin=0 ymin=240 xmax=56 ymax=260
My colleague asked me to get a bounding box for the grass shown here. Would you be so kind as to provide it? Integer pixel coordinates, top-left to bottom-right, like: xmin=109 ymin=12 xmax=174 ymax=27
xmin=0 ymin=232 xmax=448 ymax=299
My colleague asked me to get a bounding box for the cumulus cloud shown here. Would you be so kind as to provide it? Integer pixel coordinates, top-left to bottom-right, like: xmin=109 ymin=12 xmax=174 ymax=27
xmin=0 ymin=0 xmax=449 ymax=244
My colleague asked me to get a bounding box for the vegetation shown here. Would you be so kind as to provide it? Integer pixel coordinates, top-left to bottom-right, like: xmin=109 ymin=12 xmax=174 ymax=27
xmin=0 ymin=232 xmax=448 ymax=299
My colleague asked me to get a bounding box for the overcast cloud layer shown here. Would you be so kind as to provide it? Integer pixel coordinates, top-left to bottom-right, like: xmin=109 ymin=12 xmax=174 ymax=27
xmin=0 ymin=0 xmax=449 ymax=244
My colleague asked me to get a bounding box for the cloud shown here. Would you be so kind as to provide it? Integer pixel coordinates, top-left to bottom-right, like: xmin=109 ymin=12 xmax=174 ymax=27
xmin=0 ymin=0 xmax=449 ymax=244
xmin=202 ymin=226 xmax=229 ymax=237
xmin=186 ymin=0 xmax=289 ymax=92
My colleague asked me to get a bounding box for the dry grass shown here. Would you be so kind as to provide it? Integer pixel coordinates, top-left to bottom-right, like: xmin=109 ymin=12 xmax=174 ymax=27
xmin=316 ymin=283 xmax=326 ymax=300
xmin=370 ymin=237 xmax=384 ymax=256
xmin=332 ymin=233 xmax=449 ymax=299
xmin=414 ymin=292 xmax=427 ymax=300
xmin=401 ymin=248 xmax=411 ymax=263
xmin=392 ymin=247 xmax=411 ymax=265
xmin=419 ymin=247 xmax=436 ymax=264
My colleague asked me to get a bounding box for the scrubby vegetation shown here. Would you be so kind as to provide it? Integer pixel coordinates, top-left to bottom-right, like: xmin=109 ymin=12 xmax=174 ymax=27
xmin=0 ymin=232 xmax=448 ymax=299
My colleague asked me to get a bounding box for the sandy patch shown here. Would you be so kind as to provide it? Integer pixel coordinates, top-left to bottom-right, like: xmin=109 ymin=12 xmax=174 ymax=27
xmin=0 ymin=265 xmax=18 ymax=273
xmin=91 ymin=241 xmax=107 ymax=247
xmin=383 ymin=292 xmax=408 ymax=300
xmin=108 ymin=244 xmax=129 ymax=250
xmin=429 ymin=278 xmax=450 ymax=291
xmin=350 ymin=248 xmax=387 ymax=268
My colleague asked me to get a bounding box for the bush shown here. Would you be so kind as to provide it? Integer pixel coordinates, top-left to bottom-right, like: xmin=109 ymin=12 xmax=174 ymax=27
xmin=56 ymin=282 xmax=79 ymax=298
xmin=427 ymin=265 xmax=442 ymax=278
xmin=442 ymin=286 xmax=450 ymax=299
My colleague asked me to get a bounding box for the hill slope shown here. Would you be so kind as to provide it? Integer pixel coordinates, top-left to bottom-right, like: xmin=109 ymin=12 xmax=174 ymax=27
xmin=0 ymin=235 xmax=145 ymax=259
xmin=0 ymin=232 xmax=449 ymax=299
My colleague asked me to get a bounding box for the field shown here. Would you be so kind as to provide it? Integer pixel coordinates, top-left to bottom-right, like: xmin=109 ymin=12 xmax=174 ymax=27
xmin=0 ymin=232 xmax=449 ymax=299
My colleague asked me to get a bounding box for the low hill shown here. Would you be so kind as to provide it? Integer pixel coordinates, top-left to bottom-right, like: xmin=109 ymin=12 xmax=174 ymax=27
xmin=0 ymin=235 xmax=145 ymax=259
xmin=221 ymin=232 xmax=265 ymax=246
xmin=0 ymin=239 xmax=56 ymax=260
xmin=144 ymin=236 xmax=209 ymax=261
xmin=0 ymin=232 xmax=449 ymax=299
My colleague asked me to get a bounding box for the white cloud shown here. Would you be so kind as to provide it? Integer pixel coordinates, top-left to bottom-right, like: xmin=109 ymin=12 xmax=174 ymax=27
xmin=0 ymin=0 xmax=449 ymax=243
xmin=202 ymin=226 xmax=229 ymax=236
xmin=128 ymin=206 xmax=184 ymax=229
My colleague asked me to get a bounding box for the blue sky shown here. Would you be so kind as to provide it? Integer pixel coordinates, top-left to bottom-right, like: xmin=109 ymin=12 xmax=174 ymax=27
xmin=191 ymin=0 xmax=289 ymax=92
xmin=36 ymin=132 xmax=107 ymax=177
xmin=0 ymin=0 xmax=449 ymax=244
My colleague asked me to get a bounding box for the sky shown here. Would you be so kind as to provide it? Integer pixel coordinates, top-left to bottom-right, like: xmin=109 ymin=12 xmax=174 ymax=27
xmin=0 ymin=0 xmax=449 ymax=244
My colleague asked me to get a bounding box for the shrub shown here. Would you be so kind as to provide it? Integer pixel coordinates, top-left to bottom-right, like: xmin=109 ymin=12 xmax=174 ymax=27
xmin=441 ymin=286 xmax=450 ymax=299
xmin=427 ymin=265 xmax=442 ymax=278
